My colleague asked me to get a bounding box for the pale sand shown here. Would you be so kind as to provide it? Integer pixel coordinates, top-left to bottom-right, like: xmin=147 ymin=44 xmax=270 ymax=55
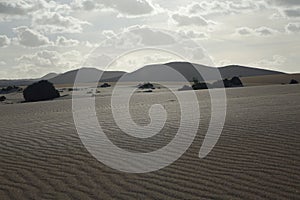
xmin=0 ymin=84 xmax=299 ymax=199
xmin=241 ymin=73 xmax=300 ymax=86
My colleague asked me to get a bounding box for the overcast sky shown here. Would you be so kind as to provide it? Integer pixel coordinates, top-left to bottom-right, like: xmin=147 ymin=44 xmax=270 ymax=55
xmin=0 ymin=0 xmax=299 ymax=79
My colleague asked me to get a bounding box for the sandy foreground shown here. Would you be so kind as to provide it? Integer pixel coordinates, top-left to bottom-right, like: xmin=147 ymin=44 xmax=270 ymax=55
xmin=0 ymin=84 xmax=299 ymax=199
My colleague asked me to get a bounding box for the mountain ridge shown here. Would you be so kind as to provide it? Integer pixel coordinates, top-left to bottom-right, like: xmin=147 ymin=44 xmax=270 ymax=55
xmin=0 ymin=62 xmax=286 ymax=86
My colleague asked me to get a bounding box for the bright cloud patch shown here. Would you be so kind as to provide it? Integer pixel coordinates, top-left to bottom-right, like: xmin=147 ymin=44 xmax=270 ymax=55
xmin=285 ymin=23 xmax=300 ymax=33
xmin=0 ymin=35 xmax=10 ymax=47
xmin=32 ymin=11 xmax=90 ymax=34
xmin=13 ymin=26 xmax=51 ymax=47
xmin=74 ymin=0 xmax=154 ymax=16
xmin=172 ymin=14 xmax=209 ymax=26
xmin=236 ymin=26 xmax=277 ymax=36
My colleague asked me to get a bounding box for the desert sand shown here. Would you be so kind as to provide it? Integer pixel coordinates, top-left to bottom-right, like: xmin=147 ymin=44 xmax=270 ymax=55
xmin=241 ymin=73 xmax=300 ymax=86
xmin=0 ymin=84 xmax=299 ymax=199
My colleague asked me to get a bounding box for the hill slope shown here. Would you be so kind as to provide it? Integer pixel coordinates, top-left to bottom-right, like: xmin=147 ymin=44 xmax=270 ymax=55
xmin=48 ymin=68 xmax=126 ymax=84
xmin=120 ymin=62 xmax=284 ymax=82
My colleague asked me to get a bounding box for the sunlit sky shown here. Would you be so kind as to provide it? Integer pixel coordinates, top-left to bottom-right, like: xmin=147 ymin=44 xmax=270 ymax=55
xmin=0 ymin=0 xmax=299 ymax=79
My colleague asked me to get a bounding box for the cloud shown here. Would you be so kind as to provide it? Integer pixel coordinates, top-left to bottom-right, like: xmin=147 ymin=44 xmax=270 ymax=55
xmin=251 ymin=55 xmax=286 ymax=68
xmin=73 ymin=0 xmax=154 ymax=16
xmin=84 ymin=54 xmax=113 ymax=68
xmin=236 ymin=27 xmax=253 ymax=35
xmin=0 ymin=35 xmax=11 ymax=47
xmin=186 ymin=1 xmax=266 ymax=16
xmin=56 ymin=36 xmax=79 ymax=47
xmin=235 ymin=26 xmax=277 ymax=36
xmin=269 ymin=0 xmax=300 ymax=6
xmin=255 ymin=27 xmax=278 ymax=36
xmin=16 ymin=50 xmax=82 ymax=76
xmin=283 ymin=8 xmax=300 ymax=18
xmin=129 ymin=26 xmax=175 ymax=45
xmin=0 ymin=0 xmax=39 ymax=17
xmin=101 ymin=26 xmax=176 ymax=47
xmin=267 ymin=0 xmax=300 ymax=18
xmin=191 ymin=47 xmax=206 ymax=60
xmin=172 ymin=14 xmax=209 ymax=26
xmin=178 ymin=30 xmax=208 ymax=39
xmin=13 ymin=26 xmax=51 ymax=47
xmin=18 ymin=50 xmax=60 ymax=67
xmin=32 ymin=11 xmax=90 ymax=33
xmin=285 ymin=23 xmax=300 ymax=33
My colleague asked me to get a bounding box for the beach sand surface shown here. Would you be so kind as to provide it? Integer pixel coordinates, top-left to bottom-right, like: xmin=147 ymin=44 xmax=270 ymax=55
xmin=0 ymin=84 xmax=299 ymax=199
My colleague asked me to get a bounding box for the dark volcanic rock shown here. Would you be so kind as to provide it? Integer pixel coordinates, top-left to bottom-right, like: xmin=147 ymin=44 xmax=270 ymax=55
xmin=192 ymin=82 xmax=209 ymax=90
xmin=138 ymin=83 xmax=155 ymax=89
xmin=290 ymin=79 xmax=299 ymax=84
xmin=0 ymin=96 xmax=6 ymax=102
xmin=213 ymin=76 xmax=244 ymax=88
xmin=0 ymin=85 xmax=21 ymax=94
xmin=23 ymin=80 xmax=60 ymax=102
xmin=178 ymin=85 xmax=193 ymax=91
xmin=99 ymin=83 xmax=111 ymax=88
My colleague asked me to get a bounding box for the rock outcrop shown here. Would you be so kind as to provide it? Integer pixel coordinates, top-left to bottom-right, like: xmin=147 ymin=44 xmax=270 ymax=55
xmin=23 ymin=80 xmax=60 ymax=102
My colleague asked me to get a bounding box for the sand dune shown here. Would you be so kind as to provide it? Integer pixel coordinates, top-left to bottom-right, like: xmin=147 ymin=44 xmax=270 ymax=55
xmin=0 ymin=84 xmax=299 ymax=199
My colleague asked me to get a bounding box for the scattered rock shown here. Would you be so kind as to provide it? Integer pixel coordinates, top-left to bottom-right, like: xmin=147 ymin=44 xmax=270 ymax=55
xmin=192 ymin=82 xmax=209 ymax=90
xmin=23 ymin=80 xmax=60 ymax=102
xmin=290 ymin=79 xmax=299 ymax=84
xmin=0 ymin=85 xmax=21 ymax=94
xmin=178 ymin=85 xmax=193 ymax=91
xmin=0 ymin=96 xmax=6 ymax=102
xmin=99 ymin=83 xmax=111 ymax=88
xmin=213 ymin=77 xmax=244 ymax=88
xmin=138 ymin=82 xmax=155 ymax=89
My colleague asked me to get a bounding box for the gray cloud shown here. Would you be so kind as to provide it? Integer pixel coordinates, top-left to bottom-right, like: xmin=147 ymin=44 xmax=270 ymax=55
xmin=101 ymin=26 xmax=176 ymax=47
xmin=236 ymin=27 xmax=253 ymax=35
xmin=270 ymin=0 xmax=300 ymax=6
xmin=130 ymin=27 xmax=175 ymax=45
xmin=13 ymin=26 xmax=51 ymax=47
xmin=32 ymin=11 xmax=90 ymax=33
xmin=178 ymin=30 xmax=208 ymax=39
xmin=0 ymin=0 xmax=39 ymax=16
xmin=17 ymin=50 xmax=82 ymax=75
xmin=255 ymin=26 xmax=277 ymax=36
xmin=172 ymin=14 xmax=209 ymax=26
xmin=236 ymin=26 xmax=277 ymax=36
xmin=74 ymin=0 xmax=154 ymax=16
xmin=0 ymin=35 xmax=10 ymax=47
xmin=56 ymin=36 xmax=80 ymax=47
xmin=18 ymin=50 xmax=60 ymax=67
xmin=284 ymin=8 xmax=300 ymax=18
xmin=187 ymin=1 xmax=266 ymax=16
xmin=285 ymin=23 xmax=300 ymax=33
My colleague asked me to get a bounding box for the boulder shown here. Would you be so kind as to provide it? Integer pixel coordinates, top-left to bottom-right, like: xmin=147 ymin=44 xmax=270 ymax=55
xmin=138 ymin=82 xmax=155 ymax=89
xmin=290 ymin=79 xmax=299 ymax=84
xmin=0 ymin=85 xmax=20 ymax=94
xmin=99 ymin=83 xmax=111 ymax=88
xmin=231 ymin=76 xmax=244 ymax=87
xmin=213 ymin=77 xmax=244 ymax=88
xmin=192 ymin=82 xmax=208 ymax=90
xmin=23 ymin=80 xmax=60 ymax=102
xmin=178 ymin=85 xmax=193 ymax=91
xmin=0 ymin=96 xmax=6 ymax=102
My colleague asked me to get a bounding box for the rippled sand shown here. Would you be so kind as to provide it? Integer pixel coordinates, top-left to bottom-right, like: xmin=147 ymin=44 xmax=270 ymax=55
xmin=0 ymin=84 xmax=299 ymax=199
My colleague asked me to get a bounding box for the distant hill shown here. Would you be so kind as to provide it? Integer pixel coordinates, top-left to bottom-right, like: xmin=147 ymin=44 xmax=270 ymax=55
xmin=48 ymin=68 xmax=126 ymax=85
xmin=39 ymin=73 xmax=59 ymax=81
xmin=0 ymin=62 xmax=286 ymax=87
xmin=219 ymin=65 xmax=284 ymax=79
xmin=120 ymin=62 xmax=284 ymax=82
